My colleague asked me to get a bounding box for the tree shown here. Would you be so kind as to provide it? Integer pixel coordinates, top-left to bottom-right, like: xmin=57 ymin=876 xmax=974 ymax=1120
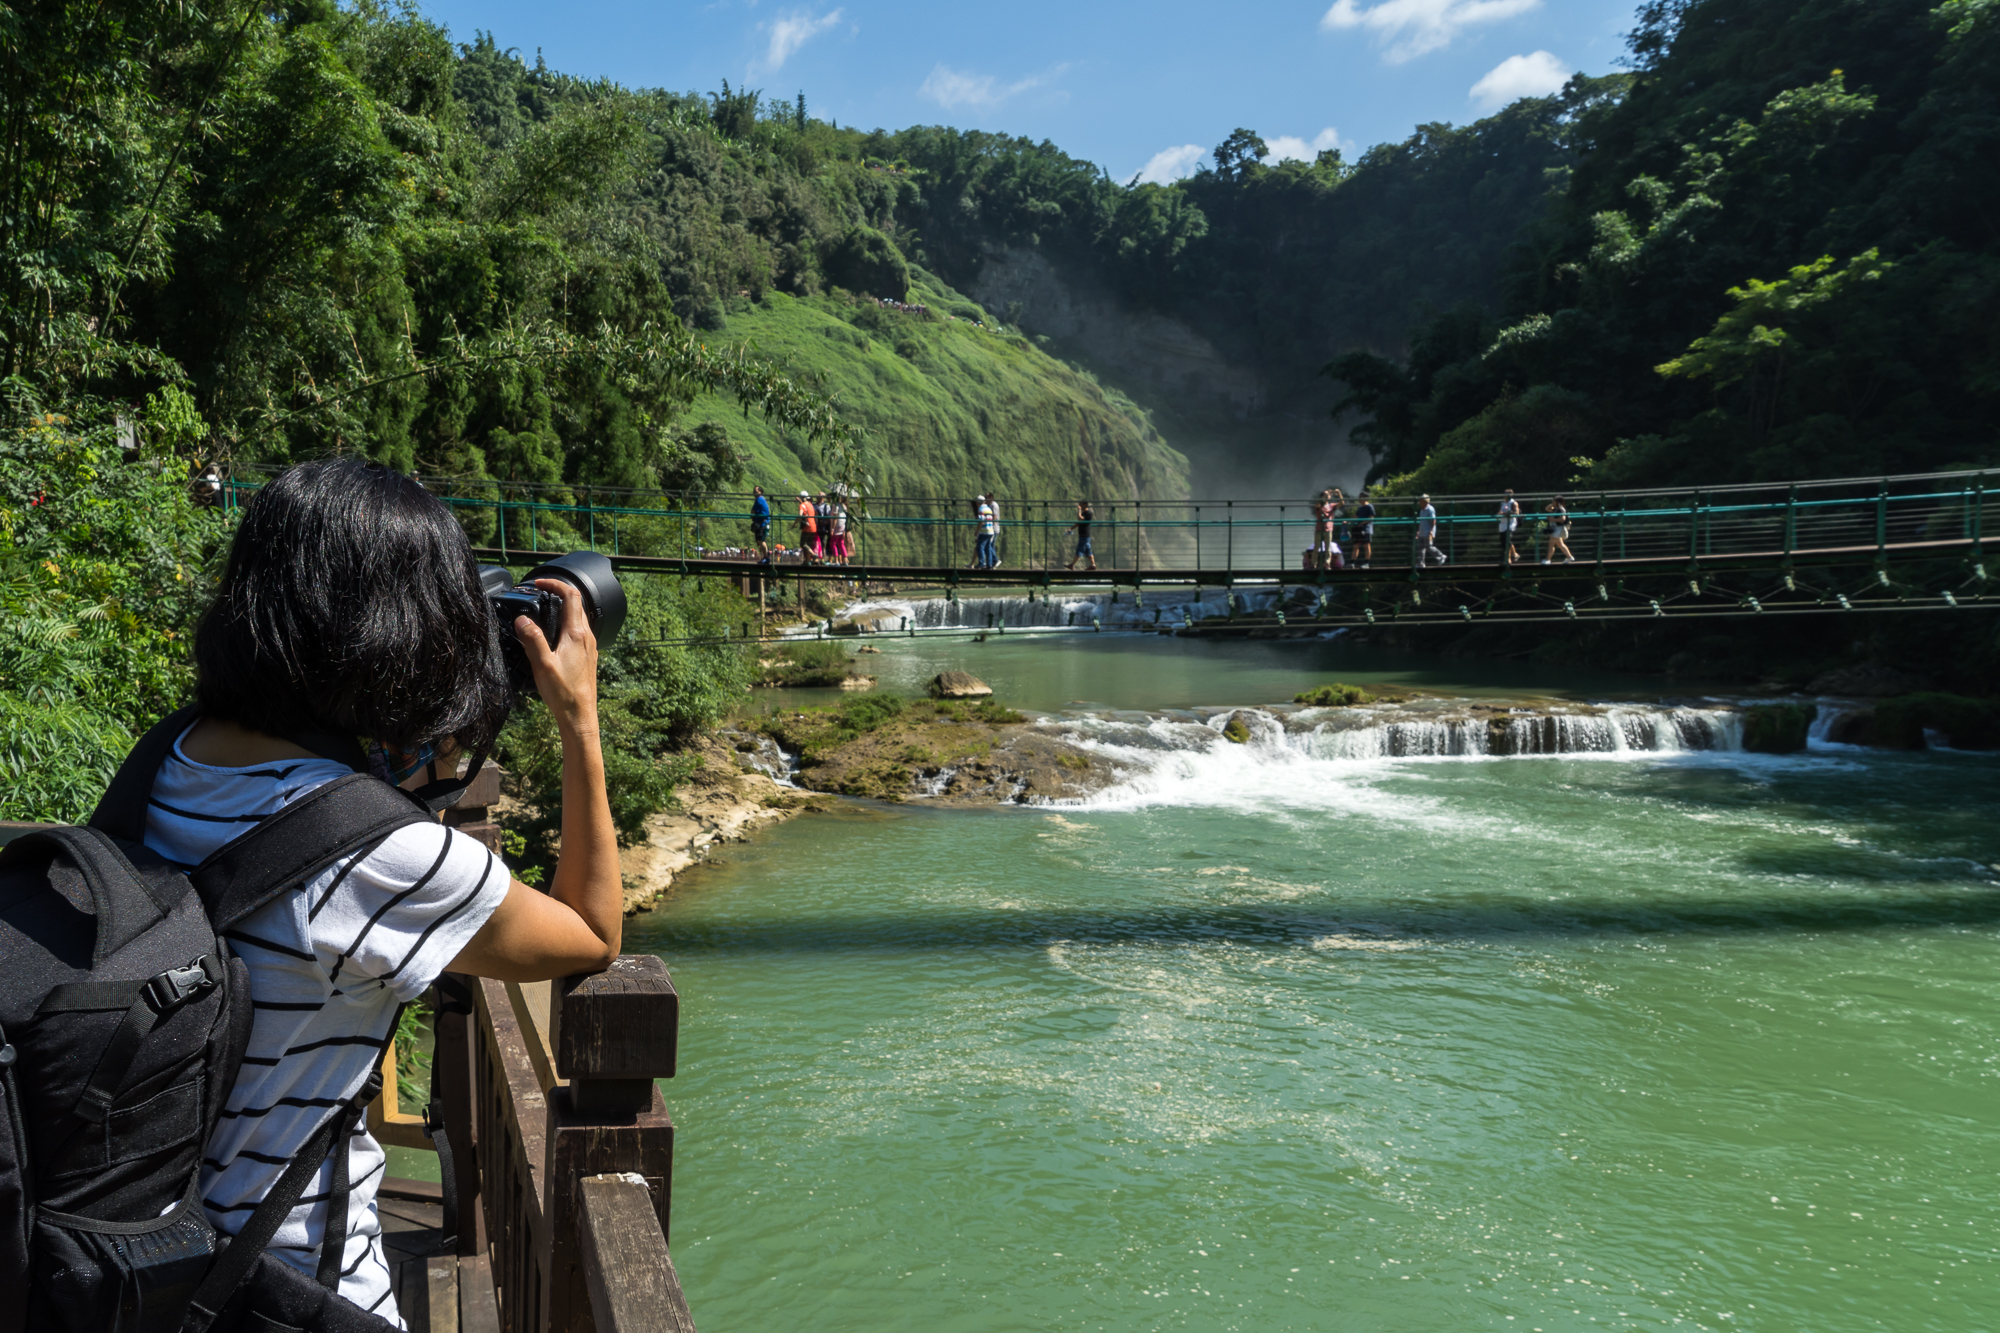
xmin=1211 ymin=128 xmax=1269 ymax=181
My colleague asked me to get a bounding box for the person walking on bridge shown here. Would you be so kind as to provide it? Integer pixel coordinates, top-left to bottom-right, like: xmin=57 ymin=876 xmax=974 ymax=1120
xmin=1353 ymin=492 xmax=1376 ymax=568
xmin=1496 ymin=489 xmax=1521 ymax=565
xmin=1316 ymin=489 xmax=1346 ymax=570
xmin=750 ymin=485 xmax=772 ymax=564
xmin=830 ymin=496 xmax=851 ymax=565
xmin=1542 ymin=497 xmax=1574 ymax=564
xmin=797 ymin=490 xmax=819 ymax=564
xmin=987 ymin=489 xmax=1003 ymax=568
xmin=1414 ymin=494 xmax=1447 ymax=567
xmin=1066 ymin=500 xmax=1097 ymax=571
xmin=970 ymin=494 xmax=997 ymax=569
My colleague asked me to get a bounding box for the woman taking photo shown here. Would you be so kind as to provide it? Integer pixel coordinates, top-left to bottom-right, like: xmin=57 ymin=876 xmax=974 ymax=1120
xmin=147 ymin=459 xmax=621 ymax=1326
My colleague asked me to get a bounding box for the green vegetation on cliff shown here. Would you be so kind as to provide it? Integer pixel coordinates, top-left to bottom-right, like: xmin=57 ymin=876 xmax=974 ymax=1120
xmin=1331 ymin=0 xmax=2000 ymax=494
xmin=675 ymin=279 xmax=1185 ymax=539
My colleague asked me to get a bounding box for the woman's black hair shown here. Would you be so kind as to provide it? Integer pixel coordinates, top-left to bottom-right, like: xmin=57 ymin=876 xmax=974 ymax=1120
xmin=195 ymin=458 xmax=513 ymax=753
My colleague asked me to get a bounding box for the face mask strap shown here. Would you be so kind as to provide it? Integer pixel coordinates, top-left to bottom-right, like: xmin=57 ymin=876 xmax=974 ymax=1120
xmin=409 ymin=742 xmax=494 ymax=815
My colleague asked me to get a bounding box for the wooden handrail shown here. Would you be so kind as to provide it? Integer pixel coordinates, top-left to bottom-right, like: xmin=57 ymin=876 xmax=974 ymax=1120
xmin=355 ymin=761 xmax=691 ymax=1331
xmin=579 ymin=1174 xmax=696 ymax=1333
xmin=433 ymin=956 xmax=692 ymax=1333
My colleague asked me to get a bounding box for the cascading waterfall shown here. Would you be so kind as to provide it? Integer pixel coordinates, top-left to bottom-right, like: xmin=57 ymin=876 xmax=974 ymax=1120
xmin=1049 ymin=701 xmax=1751 ymax=807
xmin=839 ymin=587 xmax=1289 ymax=632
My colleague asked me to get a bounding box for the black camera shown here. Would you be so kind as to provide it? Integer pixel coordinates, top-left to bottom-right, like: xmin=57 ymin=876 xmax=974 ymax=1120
xmin=477 ymin=551 xmax=628 ymax=690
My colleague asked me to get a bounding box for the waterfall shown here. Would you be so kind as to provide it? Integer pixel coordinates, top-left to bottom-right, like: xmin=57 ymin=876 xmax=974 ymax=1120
xmin=1052 ymin=701 xmax=1752 ymax=808
xmin=838 ymin=586 xmax=1289 ymax=632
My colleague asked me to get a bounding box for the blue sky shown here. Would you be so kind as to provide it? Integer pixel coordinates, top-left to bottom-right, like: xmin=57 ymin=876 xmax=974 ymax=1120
xmin=417 ymin=0 xmax=1644 ymax=181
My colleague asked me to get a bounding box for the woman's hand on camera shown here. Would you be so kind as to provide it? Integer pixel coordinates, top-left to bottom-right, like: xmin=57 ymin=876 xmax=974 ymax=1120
xmin=515 ymin=578 xmax=598 ymax=733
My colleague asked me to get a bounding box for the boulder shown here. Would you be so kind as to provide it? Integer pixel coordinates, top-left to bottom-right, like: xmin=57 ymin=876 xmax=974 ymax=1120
xmin=838 ymin=675 xmax=877 ymax=691
xmin=928 ymin=671 xmax=993 ymax=699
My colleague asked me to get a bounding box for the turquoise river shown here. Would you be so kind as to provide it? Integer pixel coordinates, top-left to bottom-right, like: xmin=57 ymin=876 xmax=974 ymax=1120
xmin=624 ymin=632 xmax=2000 ymax=1332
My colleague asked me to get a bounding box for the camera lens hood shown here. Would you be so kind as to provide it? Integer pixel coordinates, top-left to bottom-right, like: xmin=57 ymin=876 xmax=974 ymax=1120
xmin=523 ymin=550 xmax=627 ymax=647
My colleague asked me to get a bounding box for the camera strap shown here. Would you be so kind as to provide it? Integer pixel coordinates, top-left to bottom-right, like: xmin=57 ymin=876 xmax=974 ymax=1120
xmin=410 ymin=742 xmax=494 ymax=815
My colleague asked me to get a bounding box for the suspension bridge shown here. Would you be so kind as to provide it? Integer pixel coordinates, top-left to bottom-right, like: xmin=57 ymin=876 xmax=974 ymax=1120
xmin=222 ymin=469 xmax=1994 ymax=633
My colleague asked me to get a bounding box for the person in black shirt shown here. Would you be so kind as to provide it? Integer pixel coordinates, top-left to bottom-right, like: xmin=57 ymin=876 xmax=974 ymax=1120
xmin=1353 ymin=493 xmax=1376 ymax=568
xmin=1066 ymin=500 xmax=1097 ymax=570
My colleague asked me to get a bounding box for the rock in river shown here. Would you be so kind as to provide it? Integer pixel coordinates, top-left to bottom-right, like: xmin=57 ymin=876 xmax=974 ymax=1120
xmin=928 ymin=671 xmax=993 ymax=699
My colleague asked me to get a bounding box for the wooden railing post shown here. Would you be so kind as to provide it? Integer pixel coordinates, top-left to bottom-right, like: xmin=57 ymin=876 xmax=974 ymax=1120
xmin=545 ymin=956 xmax=681 ymax=1333
xmin=435 ymin=978 xmax=486 ymax=1262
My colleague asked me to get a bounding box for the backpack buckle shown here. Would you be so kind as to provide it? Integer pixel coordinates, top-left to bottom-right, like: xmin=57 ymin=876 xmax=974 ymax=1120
xmin=143 ymin=957 xmax=217 ymax=1012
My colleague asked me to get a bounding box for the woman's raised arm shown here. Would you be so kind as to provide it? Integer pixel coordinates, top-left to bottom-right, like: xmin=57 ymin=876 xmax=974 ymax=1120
xmin=447 ymin=578 xmax=622 ymax=980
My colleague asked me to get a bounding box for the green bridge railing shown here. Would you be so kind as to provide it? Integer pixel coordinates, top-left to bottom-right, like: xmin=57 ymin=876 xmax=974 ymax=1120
xmin=221 ymin=469 xmax=1992 ymax=576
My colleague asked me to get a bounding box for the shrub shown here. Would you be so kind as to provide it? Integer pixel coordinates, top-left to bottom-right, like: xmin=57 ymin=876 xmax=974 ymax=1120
xmin=0 ymin=696 xmax=133 ymax=822
xmin=0 ymin=402 xmax=222 ymax=820
xmin=1865 ymin=693 xmax=2000 ymax=750
xmin=1741 ymin=702 xmax=1816 ymax=753
xmin=760 ymin=640 xmax=855 ymax=686
xmin=1294 ymin=683 xmax=1376 ymax=707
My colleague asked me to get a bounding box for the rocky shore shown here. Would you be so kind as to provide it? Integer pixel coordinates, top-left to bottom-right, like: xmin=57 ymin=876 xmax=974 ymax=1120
xmin=610 ymin=733 xmax=834 ymax=914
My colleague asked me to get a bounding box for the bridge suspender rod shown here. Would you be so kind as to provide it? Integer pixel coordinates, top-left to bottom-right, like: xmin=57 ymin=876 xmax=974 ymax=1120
xmin=1877 ymin=481 xmax=1889 ymax=555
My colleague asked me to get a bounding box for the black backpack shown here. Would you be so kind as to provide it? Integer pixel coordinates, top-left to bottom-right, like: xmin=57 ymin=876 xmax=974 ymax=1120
xmin=0 ymin=706 xmax=444 ymax=1333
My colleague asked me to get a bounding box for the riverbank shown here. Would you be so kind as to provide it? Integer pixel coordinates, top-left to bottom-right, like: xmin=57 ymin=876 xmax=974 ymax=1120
xmin=611 ymin=732 xmax=836 ymax=914
xmin=618 ymin=626 xmax=1996 ymax=912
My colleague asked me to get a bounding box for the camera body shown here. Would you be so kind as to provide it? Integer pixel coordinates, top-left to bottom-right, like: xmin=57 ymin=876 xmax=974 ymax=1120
xmin=477 ymin=551 xmax=627 ymax=689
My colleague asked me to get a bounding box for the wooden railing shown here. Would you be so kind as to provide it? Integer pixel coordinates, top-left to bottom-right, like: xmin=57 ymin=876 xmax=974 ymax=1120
xmin=375 ymin=762 xmax=693 ymax=1332
xmin=380 ymin=961 xmax=692 ymax=1333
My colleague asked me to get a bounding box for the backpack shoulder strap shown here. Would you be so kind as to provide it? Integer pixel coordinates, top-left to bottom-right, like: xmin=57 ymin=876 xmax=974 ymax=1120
xmin=191 ymin=774 xmax=435 ymax=932
xmin=87 ymin=704 xmax=202 ymax=843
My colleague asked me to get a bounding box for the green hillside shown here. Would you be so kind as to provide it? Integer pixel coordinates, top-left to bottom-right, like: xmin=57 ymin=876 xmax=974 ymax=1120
xmin=676 ymin=272 xmax=1184 ymax=560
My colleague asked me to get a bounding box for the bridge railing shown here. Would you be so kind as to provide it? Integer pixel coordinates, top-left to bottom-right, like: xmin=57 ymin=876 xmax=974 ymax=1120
xmin=218 ymin=469 xmax=1991 ymax=575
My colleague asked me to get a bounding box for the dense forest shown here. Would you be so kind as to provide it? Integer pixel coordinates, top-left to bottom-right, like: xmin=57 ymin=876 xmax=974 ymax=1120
xmin=1327 ymin=0 xmax=2000 ymax=494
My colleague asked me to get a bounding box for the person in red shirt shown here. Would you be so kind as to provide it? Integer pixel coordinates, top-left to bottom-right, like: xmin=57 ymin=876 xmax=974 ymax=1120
xmin=797 ymin=491 xmax=818 ymax=563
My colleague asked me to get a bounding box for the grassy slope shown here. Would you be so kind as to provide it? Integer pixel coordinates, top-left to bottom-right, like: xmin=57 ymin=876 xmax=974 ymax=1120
xmin=678 ymin=271 xmax=1189 ymax=564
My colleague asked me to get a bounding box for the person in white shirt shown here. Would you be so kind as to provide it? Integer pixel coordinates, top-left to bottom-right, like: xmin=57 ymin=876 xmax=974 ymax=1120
xmin=1414 ymin=495 xmax=1445 ymax=566
xmin=1496 ymin=489 xmax=1521 ymax=565
xmin=153 ymin=458 xmax=624 ymax=1327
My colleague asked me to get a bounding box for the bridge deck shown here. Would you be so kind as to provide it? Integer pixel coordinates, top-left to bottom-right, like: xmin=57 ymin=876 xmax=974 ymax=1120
xmin=474 ymin=534 xmax=1982 ymax=584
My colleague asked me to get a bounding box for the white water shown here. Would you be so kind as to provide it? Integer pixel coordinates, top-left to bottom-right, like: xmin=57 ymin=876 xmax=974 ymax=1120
xmin=1040 ymin=702 xmax=1747 ymax=811
xmin=840 ymin=586 xmax=1308 ymax=632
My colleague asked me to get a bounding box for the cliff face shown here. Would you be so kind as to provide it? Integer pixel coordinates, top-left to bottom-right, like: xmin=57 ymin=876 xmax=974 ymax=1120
xmin=970 ymin=248 xmax=1267 ymax=415
xmin=968 ymin=247 xmax=1372 ymax=501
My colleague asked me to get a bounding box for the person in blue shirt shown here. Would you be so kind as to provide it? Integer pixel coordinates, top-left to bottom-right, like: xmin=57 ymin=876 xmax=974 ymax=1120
xmin=750 ymin=485 xmax=772 ymax=564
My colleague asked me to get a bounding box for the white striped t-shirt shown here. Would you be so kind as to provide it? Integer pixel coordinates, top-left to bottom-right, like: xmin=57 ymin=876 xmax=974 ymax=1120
xmin=143 ymin=729 xmax=510 ymax=1326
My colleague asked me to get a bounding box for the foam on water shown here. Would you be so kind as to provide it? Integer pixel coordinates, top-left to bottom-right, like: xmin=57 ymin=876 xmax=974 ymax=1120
xmin=1047 ymin=702 xmax=1748 ymax=813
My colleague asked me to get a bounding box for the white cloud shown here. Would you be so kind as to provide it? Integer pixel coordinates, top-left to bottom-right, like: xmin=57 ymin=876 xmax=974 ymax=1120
xmin=760 ymin=9 xmax=842 ymax=73
xmin=1320 ymin=0 xmax=1542 ymax=63
xmin=918 ymin=63 xmax=1064 ymax=110
xmin=1131 ymin=144 xmax=1205 ymax=185
xmin=1266 ymin=127 xmax=1352 ymax=163
xmin=1469 ymin=50 xmax=1572 ymax=108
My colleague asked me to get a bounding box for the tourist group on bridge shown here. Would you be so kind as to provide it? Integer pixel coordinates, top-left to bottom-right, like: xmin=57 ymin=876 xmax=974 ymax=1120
xmin=729 ymin=486 xmax=1596 ymax=573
